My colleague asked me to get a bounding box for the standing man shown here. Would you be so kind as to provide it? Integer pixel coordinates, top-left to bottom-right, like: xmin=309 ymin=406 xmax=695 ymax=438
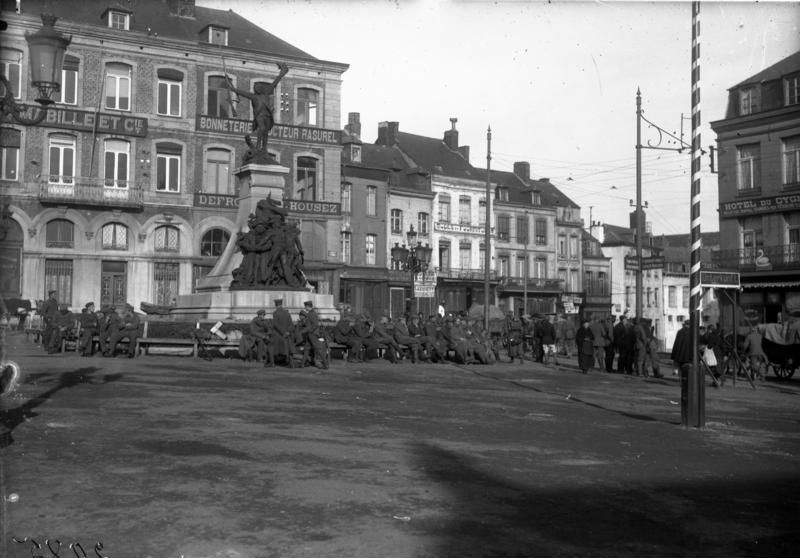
xmin=271 ymin=298 xmax=293 ymax=363
xmin=247 ymin=309 xmax=270 ymax=364
xmin=504 ymin=311 xmax=524 ymax=364
xmin=670 ymin=320 xmax=693 ymax=377
xmin=107 ymin=303 xmax=140 ymax=358
xmin=39 ymin=290 xmax=59 ymax=352
xmin=613 ymin=316 xmax=628 ymax=373
xmin=78 ymin=302 xmax=99 ymax=356
xmin=539 ymin=315 xmax=558 ymax=365
xmin=98 ymin=306 xmax=120 ymax=356
xmin=589 ymin=316 xmax=607 ymax=372
xmin=603 ymin=316 xmax=616 ymax=372
xmin=299 ymin=300 xmax=327 ymax=369
xmin=576 ymin=317 xmax=595 ymax=374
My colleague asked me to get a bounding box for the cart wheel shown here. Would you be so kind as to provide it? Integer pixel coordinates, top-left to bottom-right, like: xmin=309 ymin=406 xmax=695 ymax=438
xmin=772 ymin=364 xmax=796 ymax=380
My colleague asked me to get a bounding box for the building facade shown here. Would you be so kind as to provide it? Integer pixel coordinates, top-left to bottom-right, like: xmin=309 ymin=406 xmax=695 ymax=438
xmin=0 ymin=0 xmax=347 ymax=309
xmin=710 ymin=50 xmax=800 ymax=325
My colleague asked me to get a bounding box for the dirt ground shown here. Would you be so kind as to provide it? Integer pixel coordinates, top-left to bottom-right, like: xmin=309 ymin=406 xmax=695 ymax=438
xmin=2 ymin=332 xmax=799 ymax=558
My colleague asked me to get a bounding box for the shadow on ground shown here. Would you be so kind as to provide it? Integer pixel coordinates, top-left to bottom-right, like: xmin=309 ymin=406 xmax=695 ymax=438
xmin=412 ymin=441 xmax=800 ymax=558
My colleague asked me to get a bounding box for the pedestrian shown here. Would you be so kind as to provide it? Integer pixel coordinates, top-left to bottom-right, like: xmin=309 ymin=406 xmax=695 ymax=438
xmin=539 ymin=315 xmax=557 ymax=365
xmin=613 ymin=316 xmax=627 ymax=373
xmin=504 ymin=311 xmax=524 ymax=364
xmin=247 ymin=309 xmax=271 ymax=364
xmin=742 ymin=327 xmax=768 ymax=379
xmin=589 ymin=316 xmax=607 ymax=372
xmin=563 ymin=317 xmax=576 ymax=358
xmin=632 ymin=317 xmax=648 ymax=376
xmin=271 ymin=298 xmax=293 ymax=364
xmin=603 ymin=316 xmax=615 ymax=372
xmin=298 ymin=301 xmax=327 ymax=369
xmin=40 ymin=290 xmax=59 ymax=352
xmin=78 ymin=302 xmax=99 ymax=356
xmin=575 ymin=318 xmax=595 ymax=374
xmin=670 ymin=320 xmax=692 ymax=377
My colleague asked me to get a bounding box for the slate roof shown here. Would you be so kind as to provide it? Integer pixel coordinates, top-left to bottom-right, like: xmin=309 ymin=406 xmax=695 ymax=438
xmin=733 ymin=50 xmax=800 ymax=89
xmin=4 ymin=0 xmax=316 ymax=60
xmin=602 ymin=223 xmax=637 ymax=246
xmin=360 ymin=143 xmax=410 ymax=172
xmin=393 ymin=131 xmax=481 ymax=181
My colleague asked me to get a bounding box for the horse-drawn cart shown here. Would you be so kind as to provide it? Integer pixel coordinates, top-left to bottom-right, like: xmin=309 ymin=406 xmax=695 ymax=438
xmin=759 ymin=323 xmax=800 ymax=380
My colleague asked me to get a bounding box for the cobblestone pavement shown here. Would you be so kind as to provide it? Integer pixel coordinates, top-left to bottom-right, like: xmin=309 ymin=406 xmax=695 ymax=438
xmin=2 ymin=332 xmax=799 ymax=558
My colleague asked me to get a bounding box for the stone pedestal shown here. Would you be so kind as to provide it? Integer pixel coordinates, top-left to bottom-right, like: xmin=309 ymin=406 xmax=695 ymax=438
xmin=172 ymin=163 xmax=338 ymax=322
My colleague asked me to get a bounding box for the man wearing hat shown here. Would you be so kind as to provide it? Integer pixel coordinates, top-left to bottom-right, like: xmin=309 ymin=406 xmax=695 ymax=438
xmin=247 ymin=309 xmax=271 ymax=364
xmin=271 ymin=298 xmax=293 ymax=365
xmin=106 ymin=304 xmax=140 ymax=358
xmin=298 ymin=301 xmax=328 ymax=369
xmin=353 ymin=312 xmax=380 ymax=361
xmin=78 ymin=302 xmax=99 ymax=356
xmin=372 ymin=314 xmax=400 ymax=363
xmin=39 ymin=290 xmax=59 ymax=352
xmin=333 ymin=309 xmax=364 ymax=363
xmin=98 ymin=306 xmax=119 ymax=356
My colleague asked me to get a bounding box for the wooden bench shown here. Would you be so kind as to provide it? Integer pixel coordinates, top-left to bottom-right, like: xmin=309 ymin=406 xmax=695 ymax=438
xmin=135 ymin=321 xmax=198 ymax=357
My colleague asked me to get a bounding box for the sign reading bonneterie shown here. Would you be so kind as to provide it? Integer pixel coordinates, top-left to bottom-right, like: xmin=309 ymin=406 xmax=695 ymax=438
xmin=196 ymin=116 xmax=341 ymax=146
xmin=719 ymin=193 xmax=800 ymax=218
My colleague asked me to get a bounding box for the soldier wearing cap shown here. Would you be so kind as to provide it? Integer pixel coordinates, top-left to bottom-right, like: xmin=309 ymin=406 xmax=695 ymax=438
xmin=298 ymin=301 xmax=328 ymax=369
xmin=98 ymin=306 xmax=119 ymax=356
xmin=247 ymin=309 xmax=271 ymax=364
xmin=353 ymin=312 xmax=380 ymax=361
xmin=78 ymin=302 xmax=99 ymax=356
xmin=333 ymin=309 xmax=364 ymax=362
xmin=270 ymin=298 xmax=293 ymax=365
xmin=106 ymin=303 xmax=140 ymax=358
xmin=504 ymin=310 xmax=524 ymax=364
xmin=392 ymin=315 xmax=423 ymax=363
xmin=40 ymin=290 xmax=59 ymax=352
xmin=372 ymin=313 xmax=400 ymax=363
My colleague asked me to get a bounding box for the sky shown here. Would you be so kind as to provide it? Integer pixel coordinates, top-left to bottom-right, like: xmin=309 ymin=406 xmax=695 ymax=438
xmin=198 ymin=0 xmax=800 ymax=235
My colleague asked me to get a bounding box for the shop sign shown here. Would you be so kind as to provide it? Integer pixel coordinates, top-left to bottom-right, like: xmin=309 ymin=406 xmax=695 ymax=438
xmin=194 ymin=193 xmax=239 ymax=208
xmin=285 ymin=199 xmax=341 ymax=216
xmin=624 ymin=255 xmax=665 ymax=271
xmin=433 ymin=221 xmax=488 ymax=235
xmin=413 ymin=270 xmax=437 ymax=298
xmin=196 ymin=116 xmax=341 ymax=146
xmin=719 ymin=193 xmax=800 ymax=218
xmin=700 ymin=270 xmax=740 ymax=289
xmin=23 ymin=106 xmax=148 ymax=136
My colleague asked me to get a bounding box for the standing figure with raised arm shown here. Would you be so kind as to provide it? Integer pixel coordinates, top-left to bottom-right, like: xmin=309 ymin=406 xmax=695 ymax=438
xmin=225 ymin=62 xmax=289 ymax=153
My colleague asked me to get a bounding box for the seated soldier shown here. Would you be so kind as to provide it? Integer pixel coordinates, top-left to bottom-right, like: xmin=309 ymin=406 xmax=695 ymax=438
xmin=407 ymin=315 xmax=437 ymax=362
xmin=372 ymin=314 xmax=400 ymax=363
xmin=48 ymin=304 xmax=75 ymax=354
xmin=78 ymin=302 xmax=99 ymax=356
xmin=107 ymin=304 xmax=140 ymax=358
xmin=393 ymin=315 xmax=423 ymax=363
xmin=440 ymin=314 xmax=468 ymax=364
xmin=353 ymin=313 xmax=380 ymax=361
xmin=333 ymin=313 xmax=363 ymax=363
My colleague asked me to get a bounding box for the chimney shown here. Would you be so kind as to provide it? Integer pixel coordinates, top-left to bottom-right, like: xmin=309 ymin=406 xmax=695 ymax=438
xmin=346 ymin=112 xmax=361 ymax=139
xmin=443 ymin=117 xmax=459 ymax=150
xmin=458 ymin=145 xmax=470 ymax=163
xmin=377 ymin=121 xmax=399 ymax=146
xmin=513 ymin=161 xmax=530 ymax=181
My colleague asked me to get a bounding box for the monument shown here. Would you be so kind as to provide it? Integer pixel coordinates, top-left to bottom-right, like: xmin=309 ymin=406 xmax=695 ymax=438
xmin=171 ymin=63 xmax=338 ymax=321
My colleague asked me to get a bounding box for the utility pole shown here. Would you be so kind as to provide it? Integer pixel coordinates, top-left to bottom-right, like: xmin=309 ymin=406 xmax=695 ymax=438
xmin=635 ymin=88 xmax=644 ymax=321
xmin=523 ymin=210 xmax=529 ymax=316
xmin=484 ymin=126 xmax=492 ymax=332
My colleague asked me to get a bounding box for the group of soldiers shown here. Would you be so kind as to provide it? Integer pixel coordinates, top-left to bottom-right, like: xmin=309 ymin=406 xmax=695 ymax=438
xmin=37 ymin=290 xmax=141 ymax=358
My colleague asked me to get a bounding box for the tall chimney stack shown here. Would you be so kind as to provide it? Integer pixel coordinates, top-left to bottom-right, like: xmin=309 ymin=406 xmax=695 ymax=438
xmin=443 ymin=117 xmax=459 ymax=150
xmin=513 ymin=161 xmax=531 ymax=181
xmin=377 ymin=121 xmax=399 ymax=146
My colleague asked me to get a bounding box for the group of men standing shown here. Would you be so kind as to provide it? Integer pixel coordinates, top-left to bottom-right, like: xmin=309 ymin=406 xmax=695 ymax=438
xmin=574 ymin=314 xmax=662 ymax=376
xmin=38 ymin=291 xmax=140 ymax=357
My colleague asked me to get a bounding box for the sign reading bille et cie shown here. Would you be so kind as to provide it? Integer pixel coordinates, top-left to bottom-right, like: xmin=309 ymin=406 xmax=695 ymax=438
xmin=194 ymin=194 xmax=341 ymax=216
xmin=21 ymin=106 xmax=148 ymax=136
xmin=196 ymin=116 xmax=341 ymax=146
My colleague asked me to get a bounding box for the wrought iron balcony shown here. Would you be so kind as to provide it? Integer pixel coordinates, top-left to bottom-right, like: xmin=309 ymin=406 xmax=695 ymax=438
xmin=437 ymin=267 xmax=497 ymax=281
xmin=39 ymin=177 xmax=144 ymax=209
xmin=710 ymin=244 xmax=800 ymax=272
xmin=497 ymin=277 xmax=564 ymax=291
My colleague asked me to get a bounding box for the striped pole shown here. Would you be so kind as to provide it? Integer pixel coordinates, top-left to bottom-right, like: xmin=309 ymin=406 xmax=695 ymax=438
xmin=686 ymin=1 xmax=705 ymax=428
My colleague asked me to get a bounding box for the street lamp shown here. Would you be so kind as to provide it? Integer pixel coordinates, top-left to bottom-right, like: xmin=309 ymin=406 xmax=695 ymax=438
xmin=1 ymin=14 xmax=71 ymax=125
xmin=390 ymin=225 xmax=433 ymax=315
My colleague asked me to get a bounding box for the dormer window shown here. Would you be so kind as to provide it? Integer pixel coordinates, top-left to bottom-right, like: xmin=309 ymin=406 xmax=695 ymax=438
xmin=107 ymin=10 xmax=130 ymax=30
xmin=497 ymin=187 xmax=509 ymax=202
xmin=350 ymin=144 xmax=361 ymax=163
xmin=531 ymin=190 xmax=542 ymax=206
xmin=206 ymin=25 xmax=228 ymax=46
xmin=786 ymin=74 xmax=800 ymax=106
xmin=739 ymin=86 xmax=759 ymax=115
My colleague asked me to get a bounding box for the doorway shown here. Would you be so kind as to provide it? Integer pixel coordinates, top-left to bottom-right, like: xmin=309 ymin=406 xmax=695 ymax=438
xmin=101 ymin=260 xmax=127 ymax=308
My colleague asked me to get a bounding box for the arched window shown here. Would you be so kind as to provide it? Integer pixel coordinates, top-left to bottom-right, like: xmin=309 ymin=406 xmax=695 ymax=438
xmin=155 ymin=225 xmax=180 ymax=252
xmin=102 ymin=222 xmax=128 ymax=250
xmin=45 ymin=219 xmax=74 ymax=248
xmin=201 ymin=228 xmax=230 ymax=257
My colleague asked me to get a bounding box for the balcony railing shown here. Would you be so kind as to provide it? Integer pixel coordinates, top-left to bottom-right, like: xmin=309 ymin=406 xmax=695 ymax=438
xmin=498 ymin=277 xmax=564 ymax=291
xmin=710 ymin=244 xmax=800 ymax=271
xmin=39 ymin=177 xmax=144 ymax=209
xmin=438 ymin=267 xmax=497 ymax=281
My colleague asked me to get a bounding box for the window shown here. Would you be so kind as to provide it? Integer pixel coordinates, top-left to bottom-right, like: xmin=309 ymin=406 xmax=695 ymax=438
xmin=459 ymin=241 xmax=471 ymax=269
xmin=535 ymin=219 xmax=547 ymax=245
xmin=296 ymin=156 xmax=318 ymax=200
xmin=585 ymin=270 xmax=593 ymax=292
xmin=626 ymin=286 xmax=632 ymax=308
xmin=438 ymin=194 xmax=451 ymax=222
xmin=569 ymin=269 xmax=579 ymax=291
xmin=646 ymin=287 xmax=652 ymax=307
xmin=201 ymin=229 xmax=230 ymax=257
xmin=534 ymin=257 xmax=547 ymax=278
xmin=497 ymin=215 xmax=510 ymax=241
xmin=788 ymin=226 xmax=800 ymax=262
xmin=153 ymin=262 xmax=179 ymax=306
xmin=207 ymin=25 xmax=228 ymax=46
xmin=390 ymin=209 xmax=403 ymax=234
xmin=157 ymin=69 xmax=183 ymax=117
xmin=365 ymin=234 xmax=376 ymax=265
xmin=787 ymin=75 xmax=800 ymax=106
xmin=569 ymin=235 xmax=578 ymax=259
xmin=341 ymin=183 xmax=352 ymax=213
xmin=459 ymin=196 xmax=471 ymax=225
xmin=44 ymin=259 xmax=73 ymax=307
xmin=439 ymin=241 xmax=451 ymax=271
xmin=366 ymin=186 xmax=377 ymax=216
xmin=104 ymin=139 xmax=129 ymax=189
xmin=207 ymin=76 xmax=231 ymax=118
xmin=108 ymin=10 xmax=130 ymax=30
xmin=682 ymin=286 xmax=690 ymax=309
xmin=58 ymin=55 xmax=79 ymax=105
xmin=737 ymin=144 xmax=760 ymax=191
xmin=105 ymin=63 xmax=131 ymax=111
xmin=478 ymin=199 xmax=486 ymax=226
xmin=204 ymin=148 xmax=232 ymax=194
xmin=155 ymin=225 xmax=180 ymax=252
xmin=49 ymin=134 xmax=75 ymax=185
xmin=341 ymin=231 xmax=351 ymax=264
xmin=0 ymin=128 xmax=20 ymax=180
xmin=418 ymin=212 xmax=429 ymax=236
xmin=516 ymin=216 xmax=528 ymax=245
xmin=532 ymin=191 xmax=542 ymax=206
xmin=558 ymin=233 xmax=567 ymax=257
xmin=479 ymin=243 xmax=486 ymax=271
xmin=516 ymin=256 xmax=527 ymax=278
xmin=296 ymin=88 xmax=319 ymax=126
xmin=0 ymin=49 xmax=22 ymax=99
xmin=156 ymin=142 xmax=181 ymax=192
xmin=46 ymin=219 xmax=74 ymax=248
xmin=498 ymin=256 xmax=510 ymax=277
xmin=102 ymin=222 xmax=128 ymax=250
xmin=599 ymin=271 xmax=608 ymax=296
xmin=497 ymin=188 xmax=509 ymax=202
xmin=784 ymin=136 xmax=800 ymax=185
xmin=653 ymin=287 xmax=659 ymax=308
xmin=739 ymin=87 xmax=758 ymax=115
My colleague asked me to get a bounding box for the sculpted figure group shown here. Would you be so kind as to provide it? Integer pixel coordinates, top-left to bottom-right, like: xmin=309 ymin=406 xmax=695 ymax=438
xmin=231 ymin=196 xmax=306 ymax=289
